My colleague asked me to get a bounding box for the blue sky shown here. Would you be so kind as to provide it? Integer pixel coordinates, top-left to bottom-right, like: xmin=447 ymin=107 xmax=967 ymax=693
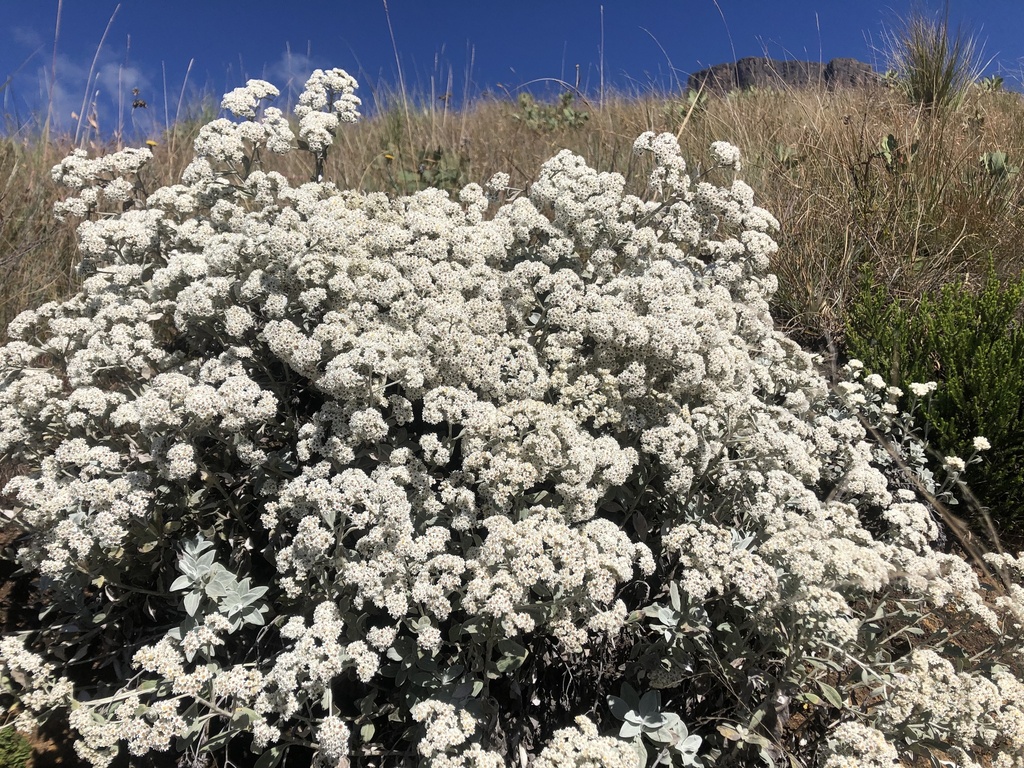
xmin=1 ymin=1 xmax=1022 ymax=137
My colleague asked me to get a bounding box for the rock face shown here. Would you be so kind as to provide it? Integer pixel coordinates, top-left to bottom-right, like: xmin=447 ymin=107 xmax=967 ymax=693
xmin=687 ymin=57 xmax=877 ymax=94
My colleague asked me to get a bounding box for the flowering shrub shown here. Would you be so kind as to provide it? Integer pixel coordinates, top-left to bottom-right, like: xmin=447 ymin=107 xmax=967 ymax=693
xmin=2 ymin=68 xmax=1024 ymax=768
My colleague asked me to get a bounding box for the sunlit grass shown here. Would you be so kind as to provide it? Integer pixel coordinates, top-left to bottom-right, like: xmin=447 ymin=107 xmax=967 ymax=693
xmin=3 ymin=78 xmax=1023 ymax=349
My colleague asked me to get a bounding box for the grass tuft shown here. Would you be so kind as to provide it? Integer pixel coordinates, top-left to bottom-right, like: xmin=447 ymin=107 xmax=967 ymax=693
xmin=882 ymin=4 xmax=986 ymax=111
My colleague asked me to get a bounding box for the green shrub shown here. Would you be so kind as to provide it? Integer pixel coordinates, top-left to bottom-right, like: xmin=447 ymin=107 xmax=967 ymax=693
xmin=0 ymin=728 xmax=31 ymax=768
xmin=846 ymin=267 xmax=1024 ymax=537
xmin=513 ymin=91 xmax=589 ymax=131
xmin=379 ymin=145 xmax=471 ymax=195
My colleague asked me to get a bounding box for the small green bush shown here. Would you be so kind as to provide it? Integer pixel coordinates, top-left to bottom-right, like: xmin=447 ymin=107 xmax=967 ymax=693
xmin=846 ymin=267 xmax=1024 ymax=537
xmin=513 ymin=91 xmax=589 ymax=131
xmin=0 ymin=728 xmax=31 ymax=768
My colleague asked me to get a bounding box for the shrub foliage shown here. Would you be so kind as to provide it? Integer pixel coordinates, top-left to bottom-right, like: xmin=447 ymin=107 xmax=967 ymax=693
xmin=0 ymin=729 xmax=30 ymax=768
xmin=846 ymin=269 xmax=1024 ymax=538
xmin=2 ymin=70 xmax=1024 ymax=768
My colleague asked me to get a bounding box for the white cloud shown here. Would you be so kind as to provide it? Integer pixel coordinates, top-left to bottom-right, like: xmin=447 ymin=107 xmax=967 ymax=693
xmin=262 ymin=49 xmax=330 ymax=110
xmin=11 ymin=26 xmax=45 ymax=52
xmin=6 ymin=37 xmax=336 ymax=139
xmin=14 ymin=45 xmax=162 ymax=140
xmin=96 ymin=60 xmax=157 ymax=136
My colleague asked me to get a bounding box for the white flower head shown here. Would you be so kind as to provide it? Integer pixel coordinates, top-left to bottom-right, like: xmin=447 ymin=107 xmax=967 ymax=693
xmin=710 ymin=140 xmax=742 ymax=171
xmin=260 ymin=107 xmax=294 ymax=154
xmin=303 ymin=69 xmax=361 ymax=118
xmin=164 ymin=443 xmax=197 ymax=480
xmin=316 ymin=715 xmax=351 ymax=762
xmin=943 ymin=455 xmax=966 ymax=473
xmin=294 ymin=68 xmax=361 ymax=156
xmin=909 ymin=381 xmax=937 ymax=397
xmin=486 ymin=171 xmax=511 ymax=196
xmin=632 ymin=131 xmax=690 ymax=194
xmin=973 ymin=436 xmax=991 ymax=452
xmin=863 ymin=373 xmax=886 ymax=389
xmin=297 ymin=111 xmax=339 ymax=156
xmin=822 ymin=722 xmax=898 ymax=768
xmin=220 ymin=79 xmax=280 ymax=119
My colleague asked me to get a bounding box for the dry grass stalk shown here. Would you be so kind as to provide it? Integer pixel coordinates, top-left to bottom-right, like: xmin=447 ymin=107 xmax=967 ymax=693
xmin=2 ymin=80 xmax=1023 ymax=350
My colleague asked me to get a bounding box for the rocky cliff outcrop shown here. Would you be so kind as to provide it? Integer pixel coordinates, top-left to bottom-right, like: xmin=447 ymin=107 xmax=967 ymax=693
xmin=687 ymin=57 xmax=877 ymax=94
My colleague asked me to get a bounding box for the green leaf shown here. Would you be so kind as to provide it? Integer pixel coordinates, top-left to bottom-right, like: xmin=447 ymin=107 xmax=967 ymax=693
xmin=205 ymin=572 xmax=235 ymax=598
xmin=495 ymin=653 xmax=525 ymax=673
xmin=440 ymin=663 xmax=464 ymax=683
xmin=717 ymin=724 xmax=743 ymax=742
xmin=169 ymin=575 xmax=191 ymax=591
xmin=246 ymin=585 xmax=269 ymax=601
xmin=632 ymin=511 xmax=649 ymax=539
xmin=196 ymin=550 xmax=217 ymax=569
xmin=357 ymin=692 xmax=378 ymax=716
xmin=679 ymin=734 xmax=702 ymax=754
xmin=608 ymin=695 xmax=630 ymax=720
xmin=638 ymin=690 xmax=661 ymax=717
xmin=619 ymin=721 xmax=643 ymax=739
xmin=633 ymin=737 xmax=648 ymax=768
xmin=818 ymin=681 xmax=844 ymax=709
xmin=253 ymin=745 xmax=287 ymax=768
xmin=619 ymin=682 xmax=640 ymax=709
xmin=242 ymin=607 xmax=266 ymax=627
xmin=183 ymin=591 xmax=202 ymax=617
xmin=495 ymin=639 xmax=528 ymax=673
xmin=230 ymin=707 xmax=257 ymax=729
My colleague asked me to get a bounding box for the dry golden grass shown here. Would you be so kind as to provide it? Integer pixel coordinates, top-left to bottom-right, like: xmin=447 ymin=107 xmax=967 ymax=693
xmin=2 ymin=81 xmax=1024 ymax=346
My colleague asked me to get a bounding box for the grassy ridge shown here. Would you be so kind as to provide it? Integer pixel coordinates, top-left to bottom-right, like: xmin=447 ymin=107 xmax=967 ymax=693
xmin=2 ymin=80 xmax=1024 ymax=348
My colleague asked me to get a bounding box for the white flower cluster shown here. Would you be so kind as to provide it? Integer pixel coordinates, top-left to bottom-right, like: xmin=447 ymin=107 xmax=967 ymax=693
xmin=0 ymin=637 xmax=73 ymax=732
xmin=878 ymin=649 xmax=1024 ymax=763
xmin=315 ymin=715 xmax=351 ymax=767
xmin=532 ymin=716 xmax=637 ymax=768
xmin=820 ymin=721 xmax=899 ymax=768
xmin=709 ymin=140 xmax=742 ymax=171
xmin=68 ymin=696 xmax=186 ymax=766
xmin=909 ymin=380 xmax=938 ymax=397
xmin=50 ymin=146 xmax=151 ymax=218
xmin=633 ymin=130 xmax=690 ymax=196
xmin=220 ymin=79 xmax=280 ymax=119
xmin=7 ymin=69 xmax=1024 ymax=768
xmin=294 ymin=68 xmax=361 ymax=156
xmin=257 ymin=602 xmax=372 ymax=719
xmin=410 ymin=700 xmax=503 ymax=767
